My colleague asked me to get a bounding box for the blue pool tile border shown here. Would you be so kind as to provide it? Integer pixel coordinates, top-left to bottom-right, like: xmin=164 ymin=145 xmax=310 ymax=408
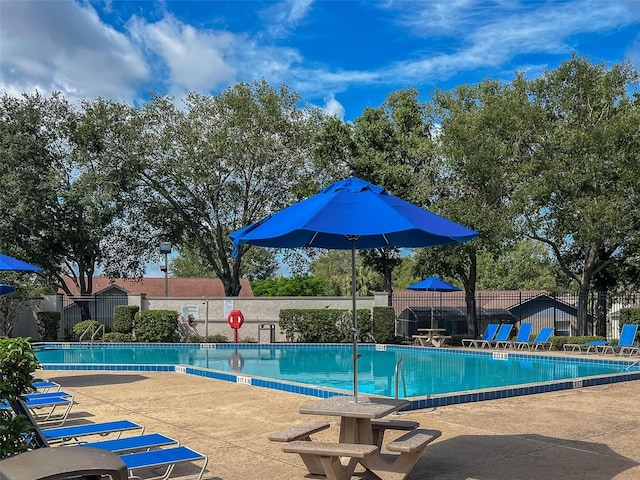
xmin=38 ymin=342 xmax=640 ymax=411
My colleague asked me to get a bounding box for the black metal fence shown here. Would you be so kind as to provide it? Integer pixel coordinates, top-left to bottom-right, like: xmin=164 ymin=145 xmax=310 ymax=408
xmin=392 ymin=290 xmax=640 ymax=340
xmin=60 ymin=294 xmax=129 ymax=340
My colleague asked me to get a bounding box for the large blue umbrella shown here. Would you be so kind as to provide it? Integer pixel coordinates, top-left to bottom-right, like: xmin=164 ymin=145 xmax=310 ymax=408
xmin=408 ymin=276 xmax=461 ymax=329
xmin=230 ymin=177 xmax=478 ymax=401
xmin=0 ymin=253 xmax=42 ymax=272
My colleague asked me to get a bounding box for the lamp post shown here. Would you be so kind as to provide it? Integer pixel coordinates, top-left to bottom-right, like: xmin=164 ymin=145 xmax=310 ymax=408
xmin=159 ymin=243 xmax=172 ymax=297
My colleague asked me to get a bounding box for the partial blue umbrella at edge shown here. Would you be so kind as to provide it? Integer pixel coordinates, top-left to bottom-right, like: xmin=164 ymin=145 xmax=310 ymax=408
xmin=408 ymin=276 xmax=461 ymax=329
xmin=0 ymin=284 xmax=15 ymax=295
xmin=229 ymin=176 xmax=478 ymax=402
xmin=0 ymin=253 xmax=42 ymax=272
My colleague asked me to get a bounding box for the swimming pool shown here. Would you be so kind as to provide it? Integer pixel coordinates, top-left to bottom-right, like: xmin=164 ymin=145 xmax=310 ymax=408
xmin=35 ymin=343 xmax=640 ymax=410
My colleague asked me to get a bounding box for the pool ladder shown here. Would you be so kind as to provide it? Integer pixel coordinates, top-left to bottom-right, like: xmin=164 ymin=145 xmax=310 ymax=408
xmin=394 ymin=358 xmax=407 ymax=400
xmin=79 ymin=323 xmax=104 ymax=346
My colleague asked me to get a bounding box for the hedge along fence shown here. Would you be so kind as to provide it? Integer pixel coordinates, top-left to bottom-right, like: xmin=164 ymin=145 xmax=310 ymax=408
xmin=134 ymin=310 xmax=179 ymax=342
xmin=279 ymin=309 xmax=372 ymax=343
xmin=113 ymin=305 xmax=139 ymax=334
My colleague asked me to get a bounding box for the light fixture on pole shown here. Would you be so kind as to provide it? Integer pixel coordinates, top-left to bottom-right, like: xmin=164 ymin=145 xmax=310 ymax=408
xmin=159 ymin=242 xmax=172 ymax=297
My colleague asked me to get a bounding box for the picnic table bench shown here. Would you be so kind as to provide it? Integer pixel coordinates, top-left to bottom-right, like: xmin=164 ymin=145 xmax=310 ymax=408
xmin=282 ymin=441 xmax=378 ymax=480
xmin=361 ymin=428 xmax=442 ymax=480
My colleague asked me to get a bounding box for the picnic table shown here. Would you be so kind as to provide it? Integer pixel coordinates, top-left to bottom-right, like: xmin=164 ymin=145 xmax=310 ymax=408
xmin=280 ymin=395 xmax=440 ymax=480
xmin=413 ymin=328 xmax=451 ymax=347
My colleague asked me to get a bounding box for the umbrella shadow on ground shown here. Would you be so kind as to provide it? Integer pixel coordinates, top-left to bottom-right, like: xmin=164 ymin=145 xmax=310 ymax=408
xmin=47 ymin=373 xmax=149 ymax=387
xmin=363 ymin=433 xmax=640 ymax=480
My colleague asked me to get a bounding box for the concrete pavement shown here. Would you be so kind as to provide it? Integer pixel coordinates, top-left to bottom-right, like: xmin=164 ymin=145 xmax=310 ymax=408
xmin=39 ymin=370 xmax=640 ymax=480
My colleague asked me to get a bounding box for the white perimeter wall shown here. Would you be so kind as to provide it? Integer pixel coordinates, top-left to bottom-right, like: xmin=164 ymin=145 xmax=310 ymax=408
xmin=17 ymin=292 xmax=390 ymax=342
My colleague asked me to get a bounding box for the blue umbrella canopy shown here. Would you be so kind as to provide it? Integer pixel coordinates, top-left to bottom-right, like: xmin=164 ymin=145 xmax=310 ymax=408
xmin=0 ymin=284 xmax=15 ymax=295
xmin=231 ymin=177 xmax=477 ymax=251
xmin=407 ymin=276 xmax=461 ymax=292
xmin=230 ymin=177 xmax=478 ymax=401
xmin=0 ymin=253 xmax=42 ymax=272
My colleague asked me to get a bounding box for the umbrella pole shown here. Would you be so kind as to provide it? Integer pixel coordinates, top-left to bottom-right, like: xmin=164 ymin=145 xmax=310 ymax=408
xmin=351 ymin=240 xmax=358 ymax=403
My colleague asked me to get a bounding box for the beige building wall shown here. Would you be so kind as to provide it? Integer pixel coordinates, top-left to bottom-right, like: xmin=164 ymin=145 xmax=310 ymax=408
xmin=20 ymin=292 xmax=390 ymax=342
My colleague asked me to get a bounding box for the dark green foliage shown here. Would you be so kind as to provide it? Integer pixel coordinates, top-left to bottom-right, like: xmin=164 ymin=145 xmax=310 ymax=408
xmin=186 ymin=334 xmax=229 ymax=343
xmin=113 ymin=305 xmax=139 ymax=334
xmin=550 ymin=336 xmax=607 ymax=351
xmin=72 ymin=320 xmax=101 ymax=339
xmin=0 ymin=338 xmax=40 ymax=458
xmin=371 ymin=307 xmax=402 ymax=344
xmin=619 ymin=308 xmax=640 ymax=326
xmin=251 ymin=276 xmax=329 ymax=296
xmin=36 ymin=311 xmax=60 ymax=341
xmin=103 ymin=332 xmax=134 ymax=342
xmin=279 ymin=309 xmax=371 ymax=343
xmin=134 ymin=310 xmax=179 ymax=342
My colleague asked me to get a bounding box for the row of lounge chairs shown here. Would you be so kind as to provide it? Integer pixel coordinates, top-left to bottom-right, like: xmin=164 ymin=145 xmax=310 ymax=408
xmin=563 ymin=324 xmax=640 ymax=356
xmin=461 ymin=323 xmax=554 ymax=350
xmin=2 ymin=378 xmax=208 ymax=480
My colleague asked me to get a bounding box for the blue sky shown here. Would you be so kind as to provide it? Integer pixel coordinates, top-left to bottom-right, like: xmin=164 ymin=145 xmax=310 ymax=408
xmin=1 ymin=0 xmax=640 ymax=121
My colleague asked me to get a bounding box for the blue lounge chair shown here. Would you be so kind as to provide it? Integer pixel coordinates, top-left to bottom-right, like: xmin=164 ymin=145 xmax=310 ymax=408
xmin=563 ymin=339 xmax=608 ymax=354
xmin=462 ymin=323 xmax=499 ymax=348
xmin=32 ymin=379 xmax=61 ymax=392
xmin=597 ymin=324 xmax=639 ymax=355
xmin=516 ymin=327 xmax=554 ymax=350
xmin=496 ymin=322 xmax=533 ymax=349
xmin=12 ymin=399 xmax=208 ymax=480
xmin=120 ymin=446 xmax=208 ymax=480
xmin=2 ymin=394 xmax=74 ymax=425
xmin=79 ymin=432 xmax=178 ymax=454
xmin=43 ymin=419 xmax=145 ymax=445
xmin=477 ymin=323 xmax=513 ymax=349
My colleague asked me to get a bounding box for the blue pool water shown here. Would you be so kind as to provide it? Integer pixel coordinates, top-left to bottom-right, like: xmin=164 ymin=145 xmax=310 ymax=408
xmin=35 ymin=343 xmax=639 ymax=398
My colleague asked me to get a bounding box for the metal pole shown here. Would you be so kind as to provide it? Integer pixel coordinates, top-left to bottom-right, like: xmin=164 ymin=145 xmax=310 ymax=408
xmin=351 ymin=240 xmax=358 ymax=403
xmin=164 ymin=252 xmax=168 ymax=297
xmin=205 ymin=300 xmax=209 ymax=337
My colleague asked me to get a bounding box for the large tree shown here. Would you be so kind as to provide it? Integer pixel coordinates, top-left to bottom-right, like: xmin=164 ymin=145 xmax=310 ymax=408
xmin=0 ymin=92 xmax=152 ymax=319
xmin=414 ymin=79 xmax=528 ymax=335
xmin=515 ymin=55 xmax=640 ymax=335
xmin=312 ymin=88 xmax=437 ymax=299
xmin=111 ymin=80 xmax=325 ymax=296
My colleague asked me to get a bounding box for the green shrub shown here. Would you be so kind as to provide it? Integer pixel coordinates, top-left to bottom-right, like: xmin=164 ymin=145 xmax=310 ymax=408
xmin=113 ymin=305 xmax=139 ymax=334
xmin=551 ymin=335 xmax=606 ymax=351
xmin=103 ymin=332 xmax=134 ymax=342
xmin=0 ymin=337 xmax=40 ymax=458
xmin=371 ymin=307 xmax=402 ymax=344
xmin=279 ymin=309 xmax=371 ymax=343
xmin=186 ymin=334 xmax=229 ymax=343
xmin=134 ymin=310 xmax=179 ymax=342
xmin=72 ymin=320 xmax=102 ymax=339
xmin=36 ymin=311 xmax=60 ymax=341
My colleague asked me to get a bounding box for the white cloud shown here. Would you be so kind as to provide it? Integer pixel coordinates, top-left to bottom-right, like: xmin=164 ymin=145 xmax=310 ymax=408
xmin=260 ymin=0 xmax=315 ymax=38
xmin=0 ymin=0 xmax=149 ymax=103
xmin=322 ymin=93 xmax=345 ymax=119
xmin=127 ymin=14 xmax=238 ymax=93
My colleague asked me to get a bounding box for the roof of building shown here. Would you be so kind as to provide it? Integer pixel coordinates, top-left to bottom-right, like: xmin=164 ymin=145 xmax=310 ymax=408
xmin=59 ymin=277 xmax=253 ymax=298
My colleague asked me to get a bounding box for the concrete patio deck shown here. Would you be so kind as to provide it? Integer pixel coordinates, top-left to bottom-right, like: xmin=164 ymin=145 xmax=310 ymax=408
xmin=38 ymin=370 xmax=640 ymax=480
